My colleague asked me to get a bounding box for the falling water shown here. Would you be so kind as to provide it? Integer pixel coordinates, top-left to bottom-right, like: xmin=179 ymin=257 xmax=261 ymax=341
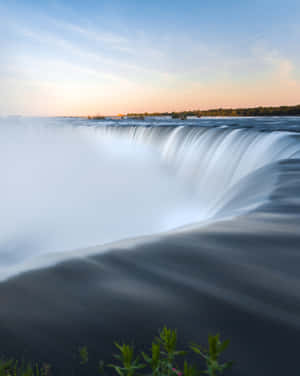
xmin=0 ymin=117 xmax=300 ymax=278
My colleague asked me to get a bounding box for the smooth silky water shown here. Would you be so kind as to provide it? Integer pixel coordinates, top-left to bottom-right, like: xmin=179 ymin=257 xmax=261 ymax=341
xmin=1 ymin=116 xmax=300 ymax=376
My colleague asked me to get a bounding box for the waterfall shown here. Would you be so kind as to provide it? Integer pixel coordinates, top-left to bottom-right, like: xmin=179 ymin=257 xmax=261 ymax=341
xmin=0 ymin=117 xmax=300 ymax=278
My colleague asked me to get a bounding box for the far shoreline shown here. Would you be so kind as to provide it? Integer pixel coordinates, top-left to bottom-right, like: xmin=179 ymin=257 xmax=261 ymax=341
xmin=125 ymin=104 xmax=300 ymax=119
xmin=84 ymin=104 xmax=300 ymax=119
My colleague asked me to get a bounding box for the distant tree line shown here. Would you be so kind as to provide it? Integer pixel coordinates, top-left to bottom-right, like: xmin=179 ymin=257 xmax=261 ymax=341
xmin=127 ymin=104 xmax=300 ymax=118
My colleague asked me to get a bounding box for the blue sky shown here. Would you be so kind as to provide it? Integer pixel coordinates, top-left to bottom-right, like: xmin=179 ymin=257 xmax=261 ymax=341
xmin=1 ymin=0 xmax=300 ymax=115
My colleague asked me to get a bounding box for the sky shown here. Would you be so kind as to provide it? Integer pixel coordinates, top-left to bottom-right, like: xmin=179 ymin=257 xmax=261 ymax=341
xmin=0 ymin=0 xmax=300 ymax=116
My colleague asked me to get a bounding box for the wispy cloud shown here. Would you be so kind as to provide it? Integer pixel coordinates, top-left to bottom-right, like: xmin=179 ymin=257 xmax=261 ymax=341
xmin=14 ymin=21 xmax=173 ymax=84
xmin=50 ymin=18 xmax=133 ymax=52
xmin=251 ymin=42 xmax=298 ymax=87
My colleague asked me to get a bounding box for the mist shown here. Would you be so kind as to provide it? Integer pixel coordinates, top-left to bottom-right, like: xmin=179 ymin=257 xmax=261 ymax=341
xmin=0 ymin=118 xmax=200 ymax=271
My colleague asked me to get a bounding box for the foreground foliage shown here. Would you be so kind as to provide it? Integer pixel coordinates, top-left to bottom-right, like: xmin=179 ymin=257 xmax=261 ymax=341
xmin=0 ymin=327 xmax=233 ymax=376
xmin=0 ymin=359 xmax=50 ymax=376
xmin=80 ymin=327 xmax=233 ymax=376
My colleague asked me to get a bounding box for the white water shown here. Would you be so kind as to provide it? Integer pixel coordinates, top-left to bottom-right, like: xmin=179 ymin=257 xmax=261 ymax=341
xmin=1 ymin=118 xmax=300 ymax=277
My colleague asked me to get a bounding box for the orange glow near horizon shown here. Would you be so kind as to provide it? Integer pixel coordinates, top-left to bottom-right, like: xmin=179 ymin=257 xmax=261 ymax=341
xmin=5 ymin=77 xmax=299 ymax=117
